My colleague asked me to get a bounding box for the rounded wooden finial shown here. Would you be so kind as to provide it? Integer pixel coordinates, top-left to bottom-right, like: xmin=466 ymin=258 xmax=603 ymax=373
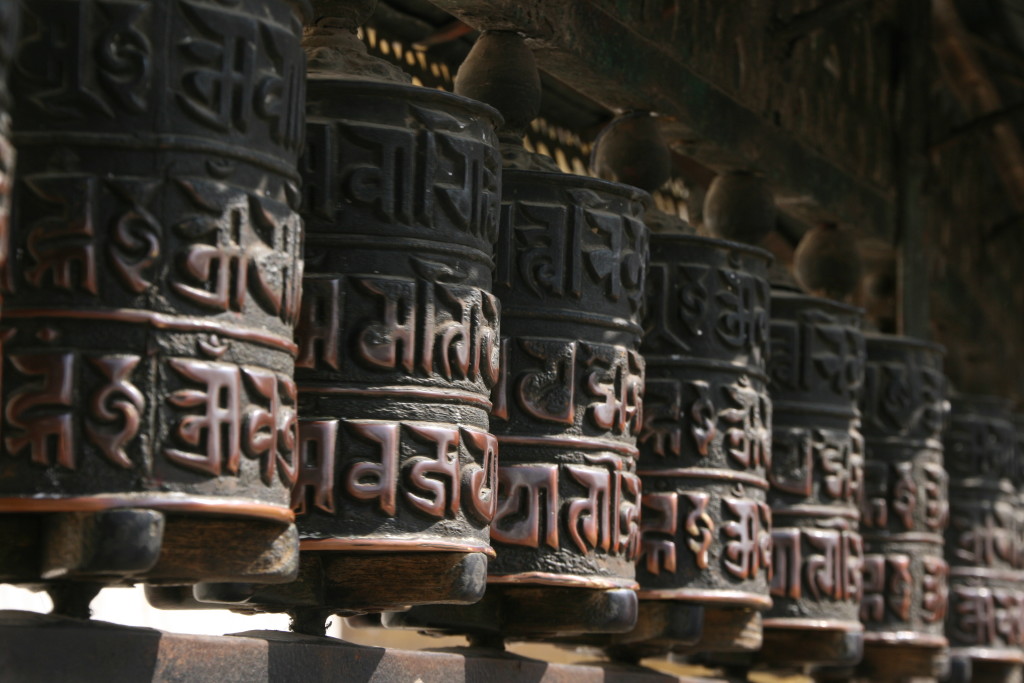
xmin=455 ymin=31 xmax=541 ymax=141
xmin=591 ymin=112 xmax=671 ymax=193
xmin=793 ymin=222 xmax=863 ymax=302
xmin=703 ymin=170 xmax=776 ymax=244
xmin=310 ymin=0 xmax=376 ymax=30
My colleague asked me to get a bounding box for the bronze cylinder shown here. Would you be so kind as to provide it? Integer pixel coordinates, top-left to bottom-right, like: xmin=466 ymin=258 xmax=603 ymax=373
xmin=635 ymin=233 xmax=773 ymax=649
xmin=858 ymin=335 xmax=950 ymax=672
xmin=944 ymin=395 xmax=1023 ymax=665
xmin=1 ymin=0 xmax=309 ymax=584
xmin=761 ymin=290 xmax=866 ymax=663
xmin=486 ymin=170 xmax=648 ymax=590
xmin=293 ymin=77 xmax=502 ymax=575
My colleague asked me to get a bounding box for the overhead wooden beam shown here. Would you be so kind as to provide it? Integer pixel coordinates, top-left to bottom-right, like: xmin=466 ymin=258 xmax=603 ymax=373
xmin=427 ymin=0 xmax=894 ymax=239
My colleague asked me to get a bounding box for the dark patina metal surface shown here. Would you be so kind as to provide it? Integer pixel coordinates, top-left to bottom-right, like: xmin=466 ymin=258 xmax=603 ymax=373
xmin=634 ymin=233 xmax=773 ymax=642
xmin=761 ymin=289 xmax=866 ymax=662
xmin=944 ymin=395 xmax=1024 ymax=665
xmin=857 ymin=335 xmax=950 ymax=664
xmin=484 ymin=170 xmax=648 ymax=591
xmin=292 ymin=78 xmax=502 ymax=563
xmin=0 ymin=0 xmax=308 ymax=583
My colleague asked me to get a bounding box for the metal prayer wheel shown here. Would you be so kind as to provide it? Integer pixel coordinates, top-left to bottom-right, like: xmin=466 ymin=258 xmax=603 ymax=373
xmin=943 ymin=395 xmax=1024 ymax=676
xmin=180 ymin=73 xmax=505 ymax=622
xmin=0 ymin=0 xmax=308 ymax=588
xmin=635 ymin=233 xmax=773 ymax=652
xmin=756 ymin=288 xmax=866 ymax=667
xmin=289 ymin=76 xmax=502 ymax=610
xmin=387 ymin=168 xmax=650 ymax=640
xmin=382 ymin=31 xmax=648 ymax=640
xmin=855 ymin=334 xmax=950 ymax=680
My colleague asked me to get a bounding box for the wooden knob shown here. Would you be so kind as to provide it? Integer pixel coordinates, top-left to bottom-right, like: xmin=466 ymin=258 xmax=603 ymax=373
xmin=310 ymin=0 xmax=376 ymax=29
xmin=591 ymin=112 xmax=671 ymax=192
xmin=703 ymin=170 xmax=776 ymax=245
xmin=455 ymin=31 xmax=541 ymax=141
xmin=793 ymin=222 xmax=862 ymax=302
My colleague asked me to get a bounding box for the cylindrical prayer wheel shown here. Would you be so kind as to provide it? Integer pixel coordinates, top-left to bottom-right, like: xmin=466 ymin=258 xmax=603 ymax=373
xmin=855 ymin=335 xmax=950 ymax=680
xmin=0 ymin=0 xmax=309 ymax=586
xmin=382 ymin=31 xmax=648 ymax=640
xmin=287 ymin=77 xmax=503 ymax=611
xmin=386 ymin=169 xmax=650 ymax=640
xmin=944 ymin=395 xmax=1024 ymax=674
xmin=758 ymin=289 xmax=866 ymax=667
xmin=635 ymin=233 xmax=773 ymax=652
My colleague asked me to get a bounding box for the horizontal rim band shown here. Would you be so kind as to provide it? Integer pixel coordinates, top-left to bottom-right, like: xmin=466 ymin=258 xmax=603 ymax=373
xmin=487 ymin=571 xmax=638 ymax=590
xmin=0 ymin=495 xmax=294 ymax=524
xmin=300 ymin=537 xmax=495 ymax=557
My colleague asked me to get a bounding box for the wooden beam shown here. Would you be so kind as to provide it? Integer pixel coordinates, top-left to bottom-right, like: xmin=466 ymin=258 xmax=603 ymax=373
xmin=428 ymin=0 xmax=894 ymax=239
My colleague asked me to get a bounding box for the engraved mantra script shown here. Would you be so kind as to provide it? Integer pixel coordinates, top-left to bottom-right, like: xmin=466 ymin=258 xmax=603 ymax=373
xmin=645 ymin=260 xmax=768 ymax=354
xmin=16 ymin=0 xmax=304 ymax=151
xmin=861 ymin=554 xmax=948 ymax=624
xmin=16 ymin=173 xmax=302 ymax=328
xmin=297 ymin=272 xmax=500 ymax=385
xmin=861 ymin=460 xmax=948 ymax=532
xmin=3 ymin=350 xmax=296 ymax=485
xmin=304 ymin=116 xmax=499 ymax=240
xmin=494 ymin=337 xmax=643 ymax=435
xmin=292 ymin=420 xmax=497 ymax=524
xmin=771 ymin=527 xmax=864 ymax=602
xmin=496 ymin=198 xmax=646 ymax=312
xmin=640 ymin=491 xmax=772 ymax=581
xmin=491 ymin=460 xmax=640 ymax=559
xmin=951 ymin=585 xmax=1024 ymax=647
xmin=770 ymin=314 xmax=864 ymax=399
xmin=770 ymin=427 xmax=864 ymax=503
xmin=640 ymin=375 xmax=770 ymax=470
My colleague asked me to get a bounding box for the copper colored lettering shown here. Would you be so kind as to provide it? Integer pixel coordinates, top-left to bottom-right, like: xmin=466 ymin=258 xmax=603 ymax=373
xmin=23 ymin=175 xmax=99 ymax=294
xmin=462 ymin=428 xmax=498 ymax=523
xmin=492 ymin=465 xmax=560 ymax=549
xmin=345 ymin=421 xmax=400 ymax=516
xmin=296 ymin=277 xmax=342 ymax=370
xmin=355 ymin=275 xmax=417 ymax=372
xmin=292 ymin=420 xmax=338 ymax=515
xmin=683 ymin=491 xmax=714 ymax=570
xmin=85 ymin=355 xmax=144 ymax=470
xmin=405 ymin=424 xmax=461 ymax=518
xmin=5 ymin=352 xmax=76 ymax=468
xmin=565 ymin=464 xmax=613 ymax=553
xmin=164 ymin=358 xmax=243 ymax=476
xmin=242 ymin=367 xmax=297 ymax=486
xmin=641 ymin=492 xmax=679 ymax=575
xmin=516 ymin=338 xmax=576 ymax=425
xmin=723 ymin=496 xmax=766 ymax=580
xmin=771 ymin=528 xmax=804 ymax=599
xmin=921 ymin=556 xmax=949 ymax=623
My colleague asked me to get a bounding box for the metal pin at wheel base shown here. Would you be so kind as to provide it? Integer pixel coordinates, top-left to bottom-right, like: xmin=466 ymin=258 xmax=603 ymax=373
xmin=757 ymin=289 xmax=867 ymax=667
xmin=634 ymin=233 xmax=773 ymax=654
xmin=944 ymin=395 xmax=1024 ymax=676
xmin=0 ymin=0 xmax=309 ymax=587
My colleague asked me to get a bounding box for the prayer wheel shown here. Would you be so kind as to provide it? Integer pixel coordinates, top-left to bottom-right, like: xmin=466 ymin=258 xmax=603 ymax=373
xmin=855 ymin=335 xmax=950 ymax=680
xmin=384 ymin=31 xmax=647 ymax=640
xmin=758 ymin=288 xmax=866 ymax=668
xmin=0 ymin=0 xmax=309 ymax=588
xmin=162 ymin=1 xmax=505 ymax=626
xmin=944 ymin=395 xmax=1024 ymax=679
xmin=634 ymin=233 xmax=773 ymax=653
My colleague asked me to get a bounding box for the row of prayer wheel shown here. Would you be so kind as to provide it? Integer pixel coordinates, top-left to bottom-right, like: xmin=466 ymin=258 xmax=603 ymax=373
xmin=0 ymin=1 xmax=1022 ymax=679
